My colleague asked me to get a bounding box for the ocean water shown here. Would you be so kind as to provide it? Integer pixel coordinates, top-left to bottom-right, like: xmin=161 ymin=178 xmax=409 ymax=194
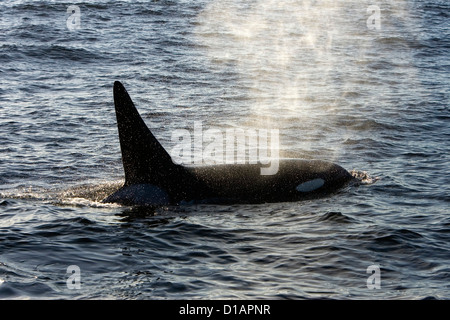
xmin=0 ymin=0 xmax=448 ymax=300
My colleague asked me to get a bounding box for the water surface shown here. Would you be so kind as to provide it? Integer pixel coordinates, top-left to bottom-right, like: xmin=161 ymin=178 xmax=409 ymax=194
xmin=0 ymin=0 xmax=449 ymax=299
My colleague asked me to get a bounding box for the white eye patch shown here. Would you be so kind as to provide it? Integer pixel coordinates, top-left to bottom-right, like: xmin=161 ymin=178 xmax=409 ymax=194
xmin=296 ymin=178 xmax=325 ymax=192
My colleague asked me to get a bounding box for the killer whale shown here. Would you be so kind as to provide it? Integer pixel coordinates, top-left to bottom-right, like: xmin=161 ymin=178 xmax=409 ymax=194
xmin=103 ymin=81 xmax=354 ymax=206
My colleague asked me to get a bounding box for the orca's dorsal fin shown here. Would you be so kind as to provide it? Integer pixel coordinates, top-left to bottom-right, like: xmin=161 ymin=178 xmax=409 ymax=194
xmin=113 ymin=81 xmax=178 ymax=187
